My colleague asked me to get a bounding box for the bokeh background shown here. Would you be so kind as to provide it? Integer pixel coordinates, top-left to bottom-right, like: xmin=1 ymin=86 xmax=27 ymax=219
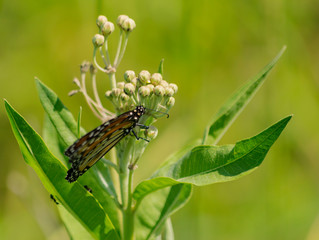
xmin=1 ymin=0 xmax=319 ymax=239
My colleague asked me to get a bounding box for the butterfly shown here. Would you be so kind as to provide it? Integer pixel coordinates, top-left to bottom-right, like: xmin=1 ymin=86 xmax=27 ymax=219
xmin=65 ymin=106 xmax=149 ymax=183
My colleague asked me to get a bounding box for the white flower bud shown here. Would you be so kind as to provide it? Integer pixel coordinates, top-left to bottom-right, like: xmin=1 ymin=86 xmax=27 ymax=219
xmin=105 ymin=90 xmax=112 ymax=99
xmin=159 ymin=80 xmax=169 ymax=87
xmin=117 ymin=82 xmax=125 ymax=89
xmin=164 ymin=87 xmax=174 ymax=97
xmin=68 ymin=90 xmax=79 ymax=96
xmin=151 ymin=73 xmax=162 ymax=86
xmin=154 ymin=85 xmax=165 ymax=96
xmin=96 ymin=15 xmax=108 ymax=28
xmin=166 ymin=97 xmax=175 ymax=108
xmin=101 ymin=21 xmax=114 ymax=36
xmin=112 ymin=88 xmax=122 ymax=97
xmin=145 ymin=126 xmax=158 ymax=140
xmin=73 ymin=78 xmax=81 ymax=88
xmin=92 ymin=34 xmax=105 ymax=47
xmin=124 ymin=70 xmax=136 ymax=82
xmin=139 ymin=86 xmax=151 ymax=97
xmin=90 ymin=64 xmax=97 ymax=74
xmin=124 ymin=83 xmax=135 ymax=96
xmin=122 ymin=18 xmax=136 ymax=32
xmin=146 ymin=84 xmax=155 ymax=93
xmin=169 ymin=83 xmax=178 ymax=94
xmin=117 ymin=15 xmax=129 ymax=27
xmin=138 ymin=70 xmax=151 ymax=85
xmin=131 ymin=77 xmax=137 ymax=86
xmin=120 ymin=92 xmax=130 ymax=101
xmin=80 ymin=61 xmax=91 ymax=73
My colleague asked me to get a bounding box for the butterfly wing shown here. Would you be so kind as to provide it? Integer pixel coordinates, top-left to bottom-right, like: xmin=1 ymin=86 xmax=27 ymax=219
xmin=65 ymin=112 xmax=134 ymax=182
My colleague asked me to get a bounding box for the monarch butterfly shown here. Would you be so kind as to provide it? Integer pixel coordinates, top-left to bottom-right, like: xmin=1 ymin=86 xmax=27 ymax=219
xmin=65 ymin=106 xmax=149 ymax=183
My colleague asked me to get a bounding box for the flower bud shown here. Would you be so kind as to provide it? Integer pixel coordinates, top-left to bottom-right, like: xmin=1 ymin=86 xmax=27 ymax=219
xmin=117 ymin=15 xmax=129 ymax=27
xmin=150 ymin=73 xmax=162 ymax=86
xmin=146 ymin=84 xmax=155 ymax=93
xmin=154 ymin=85 xmax=165 ymax=96
xmin=73 ymin=78 xmax=81 ymax=88
xmin=105 ymin=90 xmax=112 ymax=99
xmin=122 ymin=18 xmax=136 ymax=32
xmin=101 ymin=21 xmax=114 ymax=36
xmin=90 ymin=64 xmax=97 ymax=74
xmin=124 ymin=70 xmax=136 ymax=82
xmin=145 ymin=126 xmax=158 ymax=140
xmin=139 ymin=86 xmax=151 ymax=97
xmin=124 ymin=83 xmax=135 ymax=96
xmin=131 ymin=77 xmax=138 ymax=86
xmin=96 ymin=15 xmax=108 ymax=28
xmin=80 ymin=61 xmax=91 ymax=73
xmin=159 ymin=80 xmax=169 ymax=87
xmin=92 ymin=34 xmax=105 ymax=47
xmin=112 ymin=88 xmax=122 ymax=97
xmin=120 ymin=92 xmax=130 ymax=101
xmin=166 ymin=97 xmax=175 ymax=108
xmin=164 ymin=87 xmax=174 ymax=97
xmin=117 ymin=82 xmax=125 ymax=89
xmin=68 ymin=90 xmax=79 ymax=96
xmin=169 ymin=83 xmax=178 ymax=94
xmin=138 ymin=70 xmax=151 ymax=85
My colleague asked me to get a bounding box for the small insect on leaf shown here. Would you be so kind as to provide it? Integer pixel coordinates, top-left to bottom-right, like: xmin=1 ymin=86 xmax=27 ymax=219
xmin=65 ymin=106 xmax=148 ymax=183
xmin=84 ymin=185 xmax=93 ymax=193
xmin=50 ymin=194 xmax=59 ymax=205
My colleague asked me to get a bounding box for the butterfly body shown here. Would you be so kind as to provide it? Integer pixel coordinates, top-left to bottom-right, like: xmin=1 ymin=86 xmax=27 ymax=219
xmin=65 ymin=106 xmax=146 ymax=182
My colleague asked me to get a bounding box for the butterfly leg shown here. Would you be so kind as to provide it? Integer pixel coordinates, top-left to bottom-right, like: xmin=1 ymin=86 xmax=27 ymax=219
xmin=136 ymin=123 xmax=149 ymax=129
xmin=132 ymin=129 xmax=150 ymax=142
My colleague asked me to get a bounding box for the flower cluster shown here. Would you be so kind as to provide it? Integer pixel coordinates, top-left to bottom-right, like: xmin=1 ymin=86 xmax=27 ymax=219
xmin=105 ymin=70 xmax=177 ymax=114
xmin=69 ymin=14 xmax=177 ymax=126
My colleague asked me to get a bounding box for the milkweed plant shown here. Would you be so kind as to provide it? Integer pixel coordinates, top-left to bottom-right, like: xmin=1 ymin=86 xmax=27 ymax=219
xmin=5 ymin=14 xmax=291 ymax=240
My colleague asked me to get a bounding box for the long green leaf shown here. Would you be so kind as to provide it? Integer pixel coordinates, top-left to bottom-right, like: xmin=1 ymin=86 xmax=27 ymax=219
xmin=143 ymin=115 xmax=291 ymax=187
xmin=202 ymin=46 xmax=286 ymax=145
xmin=35 ymin=79 xmax=120 ymax=231
xmin=5 ymin=100 xmax=119 ymax=240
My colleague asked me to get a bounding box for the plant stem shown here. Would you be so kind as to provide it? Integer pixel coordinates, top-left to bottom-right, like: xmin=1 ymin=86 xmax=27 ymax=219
xmin=114 ymin=30 xmax=123 ymax=67
xmin=122 ymin=166 xmax=134 ymax=240
xmin=108 ymin=72 xmax=117 ymax=90
xmin=119 ymin=137 xmax=135 ymax=240
xmin=115 ymin=33 xmax=129 ymax=68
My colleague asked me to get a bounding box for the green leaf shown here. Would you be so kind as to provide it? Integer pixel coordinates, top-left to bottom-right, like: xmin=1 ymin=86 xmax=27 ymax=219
xmin=154 ymin=115 xmax=292 ymax=186
xmin=5 ymin=100 xmax=119 ymax=240
xmin=202 ymin=46 xmax=286 ymax=145
xmin=135 ymin=184 xmax=192 ymax=240
xmin=133 ymin=177 xmax=180 ymax=202
xmin=43 ymin=114 xmax=68 ymax=166
xmin=35 ymin=78 xmax=120 ymax=231
xmin=158 ymin=58 xmax=164 ymax=75
xmin=57 ymin=203 xmax=93 ymax=240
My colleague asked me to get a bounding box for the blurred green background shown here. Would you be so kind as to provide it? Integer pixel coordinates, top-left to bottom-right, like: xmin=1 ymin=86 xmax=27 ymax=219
xmin=1 ymin=0 xmax=319 ymax=239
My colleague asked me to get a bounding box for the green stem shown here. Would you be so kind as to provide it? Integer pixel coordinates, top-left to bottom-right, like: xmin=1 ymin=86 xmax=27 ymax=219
xmin=104 ymin=37 xmax=111 ymax=65
xmin=119 ymin=137 xmax=135 ymax=240
xmin=108 ymin=72 xmax=117 ymax=89
xmin=114 ymin=30 xmax=123 ymax=66
xmin=123 ymin=167 xmax=134 ymax=240
xmin=115 ymin=33 xmax=129 ymax=68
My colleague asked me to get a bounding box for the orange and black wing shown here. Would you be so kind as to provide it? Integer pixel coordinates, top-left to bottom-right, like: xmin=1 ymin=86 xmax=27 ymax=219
xmin=65 ymin=112 xmax=134 ymax=182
